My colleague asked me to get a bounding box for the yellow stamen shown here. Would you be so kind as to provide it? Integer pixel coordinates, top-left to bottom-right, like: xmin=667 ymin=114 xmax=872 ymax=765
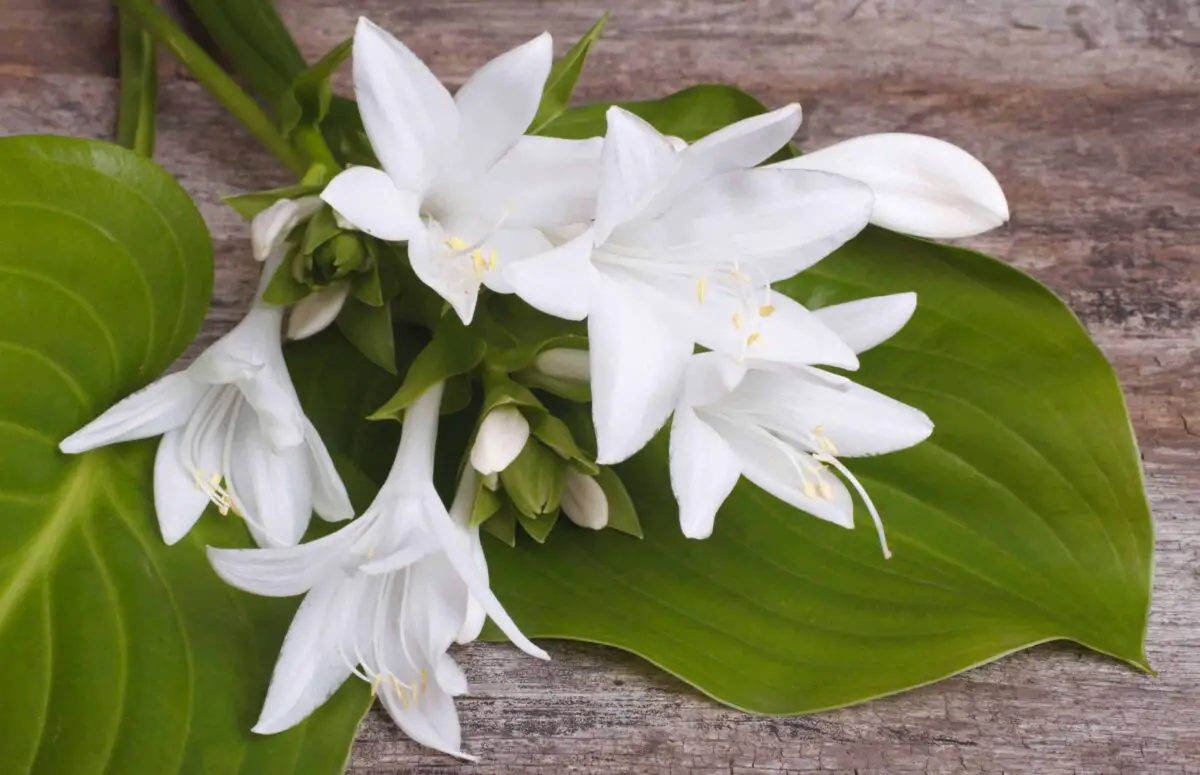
xmin=445 ymin=236 xmax=469 ymax=251
xmin=696 ymin=275 xmax=707 ymax=303
xmin=731 ymin=312 xmax=743 ymax=330
xmin=370 ymin=675 xmax=383 ymax=696
xmin=746 ymin=332 xmax=762 ymax=347
xmin=759 ymin=304 xmax=776 ymax=317
xmin=487 ymin=249 xmax=498 ymax=270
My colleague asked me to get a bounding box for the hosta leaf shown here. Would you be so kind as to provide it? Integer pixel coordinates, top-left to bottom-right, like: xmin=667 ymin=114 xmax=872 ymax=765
xmin=0 ymin=136 xmax=369 ymax=772
xmin=529 ymin=13 xmax=608 ymax=134
xmin=181 ymin=0 xmax=308 ymax=103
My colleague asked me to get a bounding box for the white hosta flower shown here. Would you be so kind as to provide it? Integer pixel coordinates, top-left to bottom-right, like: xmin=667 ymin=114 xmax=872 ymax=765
xmin=669 ymin=293 xmax=932 ymax=547
xmin=469 ymin=406 xmax=530 ymax=476
xmin=252 ymin=196 xmax=323 ymax=261
xmin=287 ymin=282 xmax=351 ymax=340
xmin=321 ymin=17 xmax=602 ymax=324
xmin=506 ymin=105 xmax=874 ymax=463
xmin=773 ymin=133 xmax=1009 ymax=239
xmin=208 ymin=384 xmax=546 ymax=759
xmin=59 ymin=212 xmax=353 ymax=547
xmin=532 ymin=347 xmax=591 ymax=384
xmin=561 ymin=470 xmax=608 ymax=530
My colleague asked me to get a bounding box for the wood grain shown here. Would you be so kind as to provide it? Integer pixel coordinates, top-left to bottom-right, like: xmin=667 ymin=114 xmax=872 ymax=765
xmin=2 ymin=0 xmax=1198 ymax=772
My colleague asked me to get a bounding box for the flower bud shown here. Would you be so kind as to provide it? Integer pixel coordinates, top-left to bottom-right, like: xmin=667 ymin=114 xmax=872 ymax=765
xmin=533 ymin=348 xmax=590 ymax=384
xmin=562 ymin=470 xmax=608 ymax=530
xmin=469 ymin=407 xmax=530 ymax=476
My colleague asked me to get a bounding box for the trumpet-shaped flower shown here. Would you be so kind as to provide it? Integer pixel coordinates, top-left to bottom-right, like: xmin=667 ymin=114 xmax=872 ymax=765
xmin=669 ymin=293 xmax=932 ymax=546
xmin=505 ymin=106 xmax=875 ymax=463
xmin=208 ymin=384 xmax=546 ymax=759
xmin=59 ymin=210 xmax=353 ymax=547
xmin=321 ymin=17 xmax=602 ymax=324
xmin=772 ymin=133 xmax=1009 ymax=239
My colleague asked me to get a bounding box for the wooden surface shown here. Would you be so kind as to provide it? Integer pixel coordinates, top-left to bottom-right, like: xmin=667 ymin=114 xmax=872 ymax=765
xmin=3 ymin=0 xmax=1199 ymax=772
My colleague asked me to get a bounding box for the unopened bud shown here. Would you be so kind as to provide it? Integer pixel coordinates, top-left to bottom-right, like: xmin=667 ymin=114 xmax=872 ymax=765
xmin=469 ymin=407 xmax=530 ymax=476
xmin=561 ymin=470 xmax=608 ymax=530
xmin=533 ymin=348 xmax=590 ymax=384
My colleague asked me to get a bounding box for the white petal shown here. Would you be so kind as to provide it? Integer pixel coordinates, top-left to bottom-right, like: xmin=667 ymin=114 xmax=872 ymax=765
xmin=532 ymin=347 xmax=591 ymax=383
xmin=502 ymin=228 xmax=596 ymax=321
xmin=678 ymin=351 xmax=745 ymax=409
xmin=477 ymin=227 xmax=554 ymax=294
xmin=207 ymin=516 xmax=371 ymax=597
xmin=406 ymin=225 xmax=481 ymax=324
xmin=303 ymin=419 xmax=355 ymax=522
xmin=288 ymin=283 xmax=351 ymax=340
xmin=447 ymin=468 xmax=488 ymax=645
xmin=419 ymin=487 xmax=549 ymax=660
xmin=669 ymin=408 xmax=742 ymax=539
xmin=59 ymin=371 xmax=207 ymax=453
xmin=469 ymin=406 xmax=530 ymax=475
xmin=251 ymin=196 xmax=322 ymax=261
xmin=229 ymin=412 xmax=312 ymax=548
xmin=376 ymin=654 xmax=473 ymax=761
xmin=469 ymin=136 xmax=603 ymax=229
xmin=153 ymin=427 xmax=210 ymax=545
xmin=780 ymin=133 xmax=1009 ymax=238
xmin=560 ymin=470 xmax=608 ymax=530
xmin=252 ymin=575 xmax=360 ymax=734
xmin=594 ymin=107 xmax=681 ymax=244
xmin=611 ymin=167 xmax=872 ymax=283
xmin=589 ymin=274 xmax=693 ymax=464
xmin=648 ymin=104 xmax=802 ymax=212
xmin=451 ymin=33 xmax=552 ymax=179
xmin=352 ymin=17 xmax=458 ymax=193
xmin=734 ymin=368 xmax=934 ymax=457
xmin=706 ymin=415 xmax=855 ymax=528
xmin=320 ymin=166 xmax=423 ymax=242
xmin=813 ymin=292 xmax=917 ymax=354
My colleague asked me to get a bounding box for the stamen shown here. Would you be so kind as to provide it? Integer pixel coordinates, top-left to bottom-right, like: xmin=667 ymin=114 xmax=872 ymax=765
xmin=759 ymin=304 xmax=776 ymax=317
xmin=696 ymin=275 xmax=707 ymax=304
xmin=746 ymin=332 xmax=762 ymax=347
xmin=444 ymin=236 xmax=470 ymax=251
xmin=731 ymin=312 xmax=743 ymax=331
xmin=816 ymin=453 xmax=892 ymax=559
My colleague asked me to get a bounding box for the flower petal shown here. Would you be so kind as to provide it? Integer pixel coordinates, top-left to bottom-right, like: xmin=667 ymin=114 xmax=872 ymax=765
xmin=153 ymin=427 xmax=210 ymax=545
xmin=813 ymin=292 xmax=917 ymax=354
xmin=470 ymin=136 xmax=603 ymax=229
xmin=252 ymin=575 xmax=360 ymax=734
xmin=611 ymin=167 xmax=872 ymax=284
xmin=320 ymin=166 xmax=423 ymax=242
xmin=59 ymin=371 xmax=206 ymax=454
xmin=560 ymin=470 xmax=608 ymax=530
xmin=447 ymin=468 xmax=488 ymax=645
xmin=501 ymin=228 xmax=596 ymax=321
xmin=287 ymin=283 xmax=351 ymax=340
xmin=589 ymin=273 xmax=693 ymax=464
xmin=469 ymin=406 xmax=530 ymax=475
xmin=706 ymin=415 xmax=855 ymax=528
xmin=477 ymin=227 xmax=554 ymax=295
xmin=407 ymin=224 xmax=481 ymax=324
xmin=669 ymin=407 xmax=742 ymax=539
xmin=450 ymin=33 xmax=552 ymax=179
xmin=251 ymin=196 xmax=322 ymax=261
xmin=648 ymin=104 xmax=802 ymax=212
xmin=229 ymin=412 xmax=312 ymax=548
xmin=594 ymin=107 xmax=682 ymax=244
xmin=779 ymin=133 xmax=1009 ymax=238
xmin=352 ymin=17 xmax=458 ymax=193
xmin=303 ymin=419 xmax=355 ymax=522
xmin=207 ymin=516 xmax=371 ymax=597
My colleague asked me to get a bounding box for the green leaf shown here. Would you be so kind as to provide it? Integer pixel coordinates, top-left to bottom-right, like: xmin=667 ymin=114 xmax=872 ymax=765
xmin=481 ymin=503 xmax=518 ymax=547
xmin=181 ymin=0 xmax=308 ymax=103
xmin=529 ymin=13 xmax=608 ymax=134
xmin=483 ymin=227 xmax=1153 ymax=712
xmin=529 ymin=412 xmax=597 ymax=475
xmin=0 ymin=136 xmax=369 ymax=772
xmin=470 ymin=485 xmax=502 ymax=528
xmin=595 ymin=467 xmax=642 ymax=538
xmin=116 ymin=8 xmax=156 ymax=156
xmin=223 ymin=182 xmax=322 ymax=221
xmin=279 ymin=38 xmax=351 ymax=137
xmin=261 ymin=247 xmax=310 ymax=306
xmin=336 ymin=297 xmax=396 ymax=374
xmin=302 ymin=205 xmax=341 ymax=255
xmin=540 ymin=84 xmax=780 ymax=146
xmin=369 ymin=316 xmax=486 ymax=421
xmin=516 ymin=509 xmax=560 ymax=544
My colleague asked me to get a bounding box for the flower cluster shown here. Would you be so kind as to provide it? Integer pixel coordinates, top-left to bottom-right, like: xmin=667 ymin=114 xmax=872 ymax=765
xmin=59 ymin=16 xmax=1007 ymax=760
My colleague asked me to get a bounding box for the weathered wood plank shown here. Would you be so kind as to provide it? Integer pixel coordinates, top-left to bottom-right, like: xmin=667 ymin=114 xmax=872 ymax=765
xmin=1 ymin=0 xmax=1198 ymax=771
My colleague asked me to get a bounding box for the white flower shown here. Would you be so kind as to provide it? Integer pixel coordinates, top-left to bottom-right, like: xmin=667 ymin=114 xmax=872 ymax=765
xmin=59 ymin=211 xmax=353 ymax=547
xmin=252 ymin=196 xmax=323 ymax=261
xmin=287 ymin=282 xmax=351 ymax=340
xmin=505 ymin=106 xmax=875 ymax=464
xmin=468 ymin=406 xmax=530 ymax=476
xmin=208 ymin=383 xmax=546 ymax=759
xmin=320 ymin=17 xmax=602 ymax=324
xmin=561 ymin=470 xmax=608 ymax=530
xmin=668 ymin=293 xmax=932 ymax=547
xmin=772 ymin=133 xmax=1009 ymax=238
xmin=532 ymin=347 xmax=591 ymax=384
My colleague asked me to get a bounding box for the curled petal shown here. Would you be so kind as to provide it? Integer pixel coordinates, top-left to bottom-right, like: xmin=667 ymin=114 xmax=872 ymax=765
xmin=813 ymin=292 xmax=917 ymax=354
xmin=669 ymin=408 xmax=741 ymax=539
xmin=320 ymin=166 xmax=423 ymax=242
xmin=59 ymin=371 xmax=206 ymax=454
xmin=288 ymin=283 xmax=351 ymax=340
xmin=251 ymin=197 xmax=322 ymax=261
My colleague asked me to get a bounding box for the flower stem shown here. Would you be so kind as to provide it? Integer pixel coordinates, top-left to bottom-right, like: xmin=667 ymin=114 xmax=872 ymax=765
xmin=116 ymin=0 xmax=307 ymax=176
xmin=116 ymin=8 xmax=157 ymax=156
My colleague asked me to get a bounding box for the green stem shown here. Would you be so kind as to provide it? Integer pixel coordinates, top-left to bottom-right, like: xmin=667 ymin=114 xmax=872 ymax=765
xmin=292 ymin=124 xmax=339 ymax=174
xmin=116 ymin=8 xmax=157 ymax=156
xmin=116 ymin=0 xmax=307 ymax=176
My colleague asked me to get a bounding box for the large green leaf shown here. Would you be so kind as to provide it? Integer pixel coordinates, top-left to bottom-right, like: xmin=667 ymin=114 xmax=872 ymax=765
xmin=0 ymin=136 xmax=369 ymax=773
xmin=181 ymin=0 xmax=308 ymax=104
